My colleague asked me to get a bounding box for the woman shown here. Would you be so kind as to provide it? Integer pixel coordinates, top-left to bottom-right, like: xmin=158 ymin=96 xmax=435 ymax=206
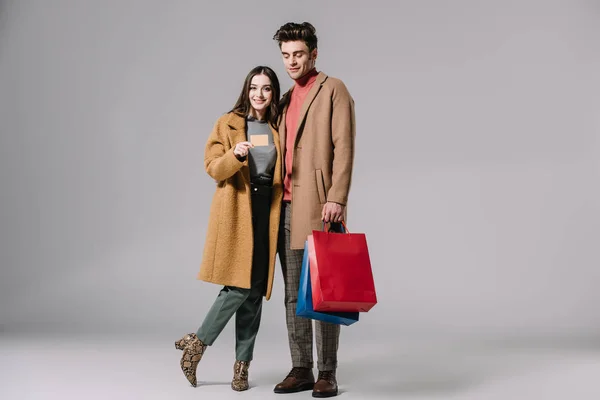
xmin=175 ymin=66 xmax=283 ymax=391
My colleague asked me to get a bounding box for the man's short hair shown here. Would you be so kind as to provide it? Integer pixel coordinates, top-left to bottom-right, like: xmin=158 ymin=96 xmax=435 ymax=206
xmin=273 ymin=22 xmax=318 ymax=52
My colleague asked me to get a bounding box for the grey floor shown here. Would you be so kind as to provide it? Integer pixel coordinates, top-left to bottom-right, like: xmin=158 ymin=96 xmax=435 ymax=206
xmin=2 ymin=333 xmax=600 ymax=400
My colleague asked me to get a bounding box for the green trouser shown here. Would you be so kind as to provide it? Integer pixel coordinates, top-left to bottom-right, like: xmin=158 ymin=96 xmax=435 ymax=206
xmin=196 ymin=184 xmax=271 ymax=362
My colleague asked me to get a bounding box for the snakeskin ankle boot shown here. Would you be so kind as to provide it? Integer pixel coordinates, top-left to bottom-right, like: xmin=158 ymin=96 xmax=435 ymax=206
xmin=231 ymin=360 xmax=250 ymax=391
xmin=176 ymin=333 xmax=207 ymax=387
xmin=174 ymin=332 xmax=197 ymax=350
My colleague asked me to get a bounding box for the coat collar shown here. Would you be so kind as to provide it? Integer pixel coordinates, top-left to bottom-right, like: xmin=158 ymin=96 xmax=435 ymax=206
xmin=280 ymin=71 xmax=328 ymax=149
xmin=224 ymin=111 xmax=280 ymax=148
xmin=282 ymin=71 xmax=328 ymax=111
xmin=225 ymin=112 xmax=246 ymax=131
xmin=222 ymin=112 xmax=281 ymax=185
xmin=225 ymin=111 xmax=279 ymax=132
xmin=295 ymin=72 xmax=327 ymax=139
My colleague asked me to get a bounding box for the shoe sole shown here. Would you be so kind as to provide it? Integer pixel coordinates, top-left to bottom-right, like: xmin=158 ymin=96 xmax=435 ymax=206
xmin=274 ymin=382 xmax=315 ymax=393
xmin=312 ymin=389 xmax=338 ymax=398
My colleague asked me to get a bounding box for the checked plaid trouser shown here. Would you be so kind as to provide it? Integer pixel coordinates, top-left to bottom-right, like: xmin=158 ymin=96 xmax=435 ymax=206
xmin=277 ymin=202 xmax=340 ymax=371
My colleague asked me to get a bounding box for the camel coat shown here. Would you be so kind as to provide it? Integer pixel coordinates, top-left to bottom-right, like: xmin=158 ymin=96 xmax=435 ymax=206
xmin=197 ymin=112 xmax=283 ymax=300
xmin=280 ymin=72 xmax=356 ymax=249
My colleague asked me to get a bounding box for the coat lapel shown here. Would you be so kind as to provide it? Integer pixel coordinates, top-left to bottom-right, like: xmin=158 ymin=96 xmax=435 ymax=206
xmin=225 ymin=113 xmax=250 ymax=183
xmin=279 ymin=91 xmax=290 ymax=154
xmin=270 ymin=124 xmax=282 ymax=185
xmin=226 ymin=112 xmax=247 ymax=145
xmin=294 ymin=72 xmax=327 ymax=147
xmin=278 ymin=72 xmax=328 ymax=177
xmin=278 ymin=92 xmax=291 ymax=178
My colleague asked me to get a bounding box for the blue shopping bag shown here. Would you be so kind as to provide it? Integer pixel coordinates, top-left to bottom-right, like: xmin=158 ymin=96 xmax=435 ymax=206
xmin=296 ymin=241 xmax=359 ymax=326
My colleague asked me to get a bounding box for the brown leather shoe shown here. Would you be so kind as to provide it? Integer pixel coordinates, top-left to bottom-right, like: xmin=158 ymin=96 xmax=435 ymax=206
xmin=273 ymin=367 xmax=315 ymax=393
xmin=312 ymin=370 xmax=338 ymax=398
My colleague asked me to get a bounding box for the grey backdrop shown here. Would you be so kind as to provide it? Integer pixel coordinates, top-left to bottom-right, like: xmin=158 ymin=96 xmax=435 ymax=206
xmin=1 ymin=0 xmax=599 ymax=343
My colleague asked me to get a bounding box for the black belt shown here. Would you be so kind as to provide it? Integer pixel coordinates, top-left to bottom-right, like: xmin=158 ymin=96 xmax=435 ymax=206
xmin=251 ymin=182 xmax=272 ymax=196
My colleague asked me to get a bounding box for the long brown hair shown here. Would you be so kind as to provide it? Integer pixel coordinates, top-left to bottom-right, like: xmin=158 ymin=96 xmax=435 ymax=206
xmin=230 ymin=66 xmax=281 ymax=128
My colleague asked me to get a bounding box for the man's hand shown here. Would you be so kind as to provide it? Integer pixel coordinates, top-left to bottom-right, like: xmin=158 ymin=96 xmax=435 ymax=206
xmin=322 ymin=202 xmax=345 ymax=223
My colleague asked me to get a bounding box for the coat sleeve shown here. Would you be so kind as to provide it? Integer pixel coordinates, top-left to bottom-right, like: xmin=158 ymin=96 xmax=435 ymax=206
xmin=327 ymin=81 xmax=356 ymax=206
xmin=204 ymin=118 xmax=245 ymax=181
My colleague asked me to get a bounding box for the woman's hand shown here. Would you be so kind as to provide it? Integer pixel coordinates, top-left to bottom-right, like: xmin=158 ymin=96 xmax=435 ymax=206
xmin=233 ymin=141 xmax=254 ymax=158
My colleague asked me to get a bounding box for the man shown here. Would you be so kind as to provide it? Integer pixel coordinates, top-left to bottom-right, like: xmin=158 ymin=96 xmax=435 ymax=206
xmin=272 ymin=22 xmax=356 ymax=398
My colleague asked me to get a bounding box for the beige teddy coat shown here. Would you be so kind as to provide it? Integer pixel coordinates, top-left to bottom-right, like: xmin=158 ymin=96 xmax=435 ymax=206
xmin=197 ymin=112 xmax=283 ymax=300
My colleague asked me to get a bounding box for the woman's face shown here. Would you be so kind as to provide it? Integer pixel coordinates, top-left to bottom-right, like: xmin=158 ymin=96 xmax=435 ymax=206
xmin=249 ymin=74 xmax=273 ymax=118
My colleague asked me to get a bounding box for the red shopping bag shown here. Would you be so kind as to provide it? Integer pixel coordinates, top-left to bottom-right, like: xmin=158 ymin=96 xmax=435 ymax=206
xmin=307 ymin=222 xmax=377 ymax=312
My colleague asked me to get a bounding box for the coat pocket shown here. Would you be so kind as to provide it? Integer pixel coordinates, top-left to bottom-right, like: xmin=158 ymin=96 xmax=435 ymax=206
xmin=315 ymin=169 xmax=326 ymax=204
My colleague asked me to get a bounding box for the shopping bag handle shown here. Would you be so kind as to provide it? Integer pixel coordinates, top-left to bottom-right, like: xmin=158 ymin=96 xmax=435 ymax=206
xmin=321 ymin=220 xmax=350 ymax=234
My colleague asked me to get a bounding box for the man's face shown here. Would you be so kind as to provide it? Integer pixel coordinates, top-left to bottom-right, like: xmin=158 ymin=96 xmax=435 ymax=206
xmin=280 ymin=41 xmax=317 ymax=80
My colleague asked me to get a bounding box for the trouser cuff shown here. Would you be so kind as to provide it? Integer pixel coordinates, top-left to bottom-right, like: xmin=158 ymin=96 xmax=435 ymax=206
xmin=317 ymin=362 xmax=337 ymax=372
xmin=292 ymin=362 xmax=313 ymax=369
